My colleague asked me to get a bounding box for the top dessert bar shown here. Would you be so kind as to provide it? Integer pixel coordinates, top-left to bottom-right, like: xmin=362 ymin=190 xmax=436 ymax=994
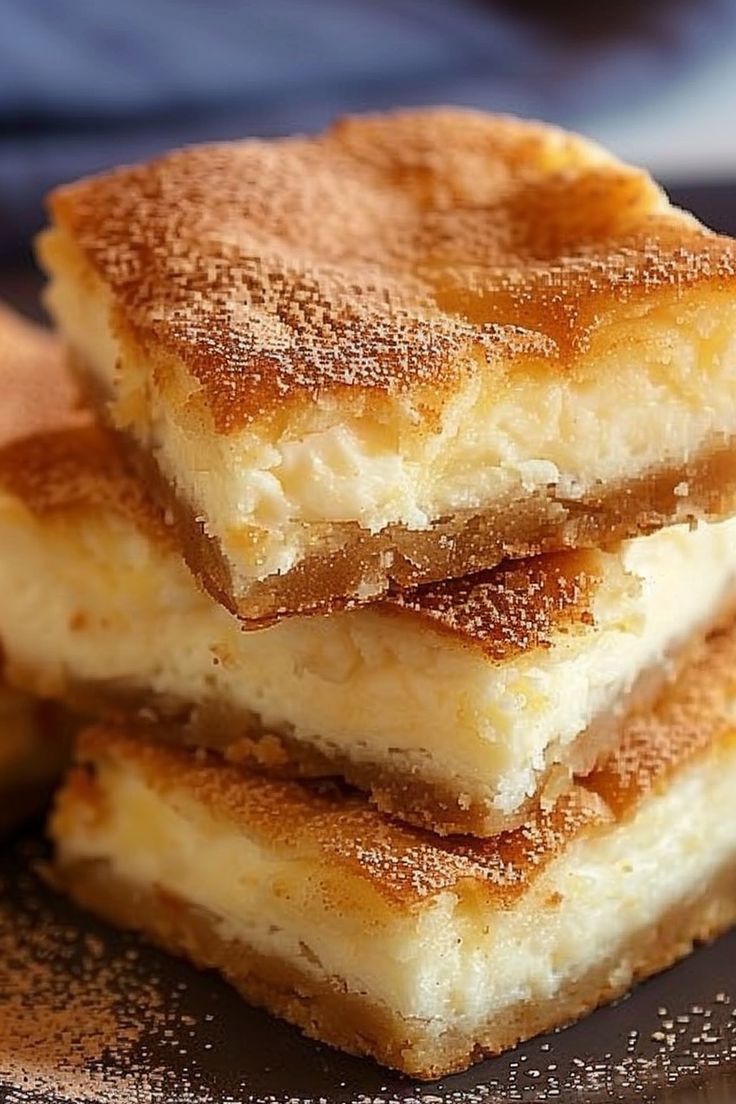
xmin=40 ymin=108 xmax=736 ymax=624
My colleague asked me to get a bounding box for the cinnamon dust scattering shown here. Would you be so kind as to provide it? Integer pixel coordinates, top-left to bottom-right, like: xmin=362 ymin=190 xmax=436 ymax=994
xmin=0 ymin=841 xmax=213 ymax=1104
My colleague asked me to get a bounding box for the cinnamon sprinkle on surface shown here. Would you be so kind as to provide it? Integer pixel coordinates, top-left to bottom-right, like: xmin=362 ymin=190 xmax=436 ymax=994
xmin=47 ymin=108 xmax=736 ymax=431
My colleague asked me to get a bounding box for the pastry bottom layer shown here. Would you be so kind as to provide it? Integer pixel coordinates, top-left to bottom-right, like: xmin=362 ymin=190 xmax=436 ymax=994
xmin=54 ymin=858 xmax=736 ymax=1080
xmin=46 ymin=673 xmax=631 ymax=836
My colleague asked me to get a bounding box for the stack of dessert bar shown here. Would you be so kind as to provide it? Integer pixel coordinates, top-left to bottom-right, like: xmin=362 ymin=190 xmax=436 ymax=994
xmin=1 ymin=109 xmax=736 ymax=1079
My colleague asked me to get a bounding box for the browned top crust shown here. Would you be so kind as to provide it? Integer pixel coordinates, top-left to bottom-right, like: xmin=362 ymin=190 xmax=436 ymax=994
xmin=0 ymin=306 xmax=142 ymax=527
xmin=69 ymin=620 xmax=736 ymax=911
xmin=46 ymin=108 xmax=736 ymax=432
xmin=0 ymin=426 xmax=607 ymax=658
xmin=593 ymin=623 xmax=736 ymax=816
xmin=0 ymin=426 xmax=170 ymax=547
xmin=381 ymin=550 xmax=601 ymax=659
xmin=0 ymin=304 xmax=86 ymax=446
xmin=0 ymin=306 xmax=164 ymax=546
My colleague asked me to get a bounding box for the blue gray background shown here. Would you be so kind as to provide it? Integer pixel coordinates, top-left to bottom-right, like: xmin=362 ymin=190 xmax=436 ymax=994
xmin=1 ymin=0 xmax=735 ymax=262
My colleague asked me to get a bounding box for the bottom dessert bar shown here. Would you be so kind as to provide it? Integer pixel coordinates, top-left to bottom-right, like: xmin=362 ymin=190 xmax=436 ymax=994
xmin=50 ymin=625 xmax=736 ymax=1079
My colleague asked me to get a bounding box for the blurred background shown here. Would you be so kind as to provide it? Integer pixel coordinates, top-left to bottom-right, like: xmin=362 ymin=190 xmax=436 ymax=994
xmin=1 ymin=0 xmax=735 ymax=317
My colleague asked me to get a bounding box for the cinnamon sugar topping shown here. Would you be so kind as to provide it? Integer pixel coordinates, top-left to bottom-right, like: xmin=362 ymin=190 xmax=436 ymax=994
xmin=48 ymin=108 xmax=736 ymax=431
xmin=0 ymin=426 xmax=170 ymax=547
xmin=0 ymin=413 xmax=604 ymax=660
xmin=383 ymin=550 xmax=600 ymax=658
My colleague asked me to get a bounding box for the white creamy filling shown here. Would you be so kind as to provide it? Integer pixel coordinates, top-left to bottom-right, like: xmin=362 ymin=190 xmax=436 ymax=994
xmin=0 ymin=494 xmax=735 ymax=814
xmin=56 ymin=742 xmax=736 ymax=1029
xmin=44 ymin=254 xmax=736 ymax=582
xmin=490 ymin=515 xmax=736 ymax=810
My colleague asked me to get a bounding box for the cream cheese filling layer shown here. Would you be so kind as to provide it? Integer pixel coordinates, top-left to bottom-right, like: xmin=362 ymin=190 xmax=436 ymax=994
xmin=54 ymin=740 xmax=736 ymax=1031
xmin=1 ymin=495 xmax=735 ymax=816
xmin=43 ymin=237 xmax=736 ymax=582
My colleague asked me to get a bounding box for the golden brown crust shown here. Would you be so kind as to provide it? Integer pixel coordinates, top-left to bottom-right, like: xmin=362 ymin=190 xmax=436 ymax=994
xmin=381 ymin=549 xmax=601 ymax=658
xmin=220 ymin=715 xmax=612 ymax=838
xmin=46 ymin=108 xmax=736 ymax=432
xmin=0 ymin=305 xmax=171 ymax=548
xmin=226 ymin=595 xmax=736 ymax=833
xmin=593 ymin=621 xmax=736 ymax=815
xmin=63 ymin=734 xmax=601 ymax=909
xmin=0 ymin=304 xmax=86 ymax=446
xmin=0 ymin=425 xmax=171 ymax=549
xmin=0 ymin=404 xmax=619 ymax=658
xmin=64 ymin=615 xmax=736 ymax=906
xmin=4 ymin=392 xmax=736 ymax=630
xmin=40 ymin=687 xmax=606 ymax=839
xmin=4 ymin=303 xmax=736 ymax=628
xmin=54 ymin=853 xmax=736 ymax=1078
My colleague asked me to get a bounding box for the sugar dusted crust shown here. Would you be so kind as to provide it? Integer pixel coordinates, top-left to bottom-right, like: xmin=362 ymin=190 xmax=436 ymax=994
xmin=0 ymin=308 xmax=174 ymax=549
xmin=3 ymin=305 xmax=736 ymax=834
xmin=51 ymin=627 xmax=736 ymax=1075
xmin=4 ymin=375 xmax=736 ymax=628
xmin=64 ymin=729 xmax=599 ymax=910
xmin=4 ymin=306 xmax=736 ymax=832
xmin=0 ymin=304 xmax=86 ymax=447
xmin=55 ymin=594 xmax=734 ymax=838
xmin=210 ymin=590 xmax=736 ymax=833
xmin=0 ymin=426 xmax=172 ymax=551
xmin=382 ymin=550 xmax=600 ymax=656
xmin=0 ymin=303 xmax=611 ymax=655
xmin=45 ymin=109 xmax=736 ymax=430
xmin=53 ymin=854 xmax=736 ymax=1079
xmin=577 ymin=619 xmax=736 ymax=814
xmin=49 ymin=686 xmax=603 ymax=840
xmin=0 ymin=305 xmax=169 ymax=549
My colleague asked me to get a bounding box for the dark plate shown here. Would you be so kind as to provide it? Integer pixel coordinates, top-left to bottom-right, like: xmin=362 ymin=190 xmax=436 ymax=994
xmin=0 ymin=826 xmax=734 ymax=1104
